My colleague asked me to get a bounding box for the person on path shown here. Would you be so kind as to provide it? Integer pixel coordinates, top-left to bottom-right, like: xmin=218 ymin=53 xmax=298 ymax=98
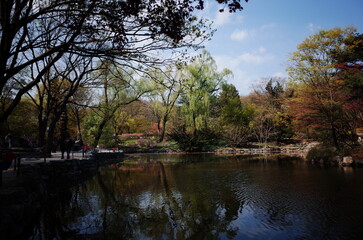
xmin=60 ymin=139 xmax=66 ymax=159
xmin=4 ymin=133 xmax=12 ymax=149
xmin=82 ymin=144 xmax=88 ymax=158
xmin=65 ymin=138 xmax=73 ymax=159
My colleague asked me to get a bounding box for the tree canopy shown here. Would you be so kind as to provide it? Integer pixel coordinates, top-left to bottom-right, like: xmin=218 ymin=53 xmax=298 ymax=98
xmin=287 ymin=27 xmax=361 ymax=149
xmin=0 ymin=0 xmax=248 ymax=124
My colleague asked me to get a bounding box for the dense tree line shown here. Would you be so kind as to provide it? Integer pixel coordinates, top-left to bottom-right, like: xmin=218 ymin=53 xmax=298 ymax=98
xmin=1 ymin=5 xmax=362 ymax=156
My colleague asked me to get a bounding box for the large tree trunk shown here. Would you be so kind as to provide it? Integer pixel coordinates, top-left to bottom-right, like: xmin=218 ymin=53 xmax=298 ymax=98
xmin=46 ymin=116 xmax=59 ymax=155
xmin=45 ymin=103 xmax=68 ymax=154
xmin=157 ymin=119 xmax=162 ymax=134
xmin=38 ymin=118 xmax=48 ymax=148
xmin=75 ymin=110 xmax=83 ymax=141
xmin=331 ymin=124 xmax=340 ymax=150
xmin=192 ymin=114 xmax=197 ymax=136
xmin=92 ymin=117 xmax=109 ymax=148
xmin=159 ymin=116 xmax=168 ymax=143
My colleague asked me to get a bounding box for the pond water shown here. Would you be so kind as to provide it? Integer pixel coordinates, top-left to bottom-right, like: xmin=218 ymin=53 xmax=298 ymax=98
xmin=34 ymin=154 xmax=363 ymax=239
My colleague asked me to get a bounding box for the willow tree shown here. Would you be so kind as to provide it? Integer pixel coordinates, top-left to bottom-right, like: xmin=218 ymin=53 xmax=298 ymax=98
xmin=180 ymin=50 xmax=232 ymax=135
xmin=287 ymin=27 xmax=359 ymax=149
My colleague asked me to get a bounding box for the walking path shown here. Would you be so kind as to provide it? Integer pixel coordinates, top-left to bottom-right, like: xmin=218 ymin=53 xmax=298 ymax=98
xmin=0 ymin=150 xmax=91 ymax=188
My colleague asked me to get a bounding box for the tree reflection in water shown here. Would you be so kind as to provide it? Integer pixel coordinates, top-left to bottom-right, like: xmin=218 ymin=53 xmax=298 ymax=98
xmin=31 ymin=154 xmax=363 ymax=240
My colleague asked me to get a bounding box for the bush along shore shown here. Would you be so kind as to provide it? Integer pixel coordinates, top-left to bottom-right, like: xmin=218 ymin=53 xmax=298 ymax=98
xmin=306 ymin=143 xmax=363 ymax=167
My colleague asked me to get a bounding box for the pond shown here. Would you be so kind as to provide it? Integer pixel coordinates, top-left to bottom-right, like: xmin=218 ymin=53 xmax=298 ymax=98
xmin=33 ymin=154 xmax=363 ymax=239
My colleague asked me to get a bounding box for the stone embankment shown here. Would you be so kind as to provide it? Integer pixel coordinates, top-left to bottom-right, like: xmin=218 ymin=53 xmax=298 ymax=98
xmin=215 ymin=145 xmax=311 ymax=155
xmin=0 ymin=152 xmax=123 ymax=240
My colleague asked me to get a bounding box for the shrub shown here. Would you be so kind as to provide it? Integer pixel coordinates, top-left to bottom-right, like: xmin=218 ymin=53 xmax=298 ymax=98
xmin=350 ymin=146 xmax=363 ymax=160
xmin=306 ymin=144 xmax=337 ymax=162
xmin=168 ymin=128 xmax=219 ymax=152
xmin=135 ymin=137 xmax=157 ymax=148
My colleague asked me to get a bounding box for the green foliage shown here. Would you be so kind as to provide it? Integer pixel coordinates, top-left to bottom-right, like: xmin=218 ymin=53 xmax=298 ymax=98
xmin=288 ymin=27 xmax=358 ymax=83
xmin=135 ymin=138 xmax=157 ymax=148
xmin=214 ymin=83 xmax=257 ymax=147
xmin=265 ymin=79 xmax=283 ymax=98
xmin=217 ymin=83 xmax=244 ymax=125
xmin=88 ymin=62 xmax=152 ymax=147
xmin=113 ymin=101 xmax=154 ymax=135
xmin=240 ymin=102 xmax=257 ymax=125
xmin=82 ymin=111 xmax=114 ymax=148
xmin=1 ymin=99 xmax=38 ymax=141
xmin=180 ymin=50 xmax=232 ymax=133
xmin=123 ymin=116 xmax=151 ymax=133
xmin=273 ymin=112 xmax=294 ymax=142
xmin=265 ymin=79 xmax=284 ymax=110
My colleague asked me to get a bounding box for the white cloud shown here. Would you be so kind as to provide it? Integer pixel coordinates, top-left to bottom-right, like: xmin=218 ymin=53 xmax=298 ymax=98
xmin=229 ymin=70 xmax=256 ymax=95
xmin=213 ymin=57 xmax=255 ymax=95
xmin=214 ymin=55 xmax=240 ymax=70
xmin=230 ymin=22 xmax=277 ymax=42
xmin=230 ymin=29 xmax=256 ymax=41
xmin=238 ymin=52 xmax=275 ymax=64
xmin=236 ymin=15 xmax=245 ymax=23
xmin=213 ymin=50 xmax=277 ymax=95
xmin=258 ymin=46 xmax=267 ymax=53
xmin=213 ymin=11 xmax=233 ymax=26
xmin=307 ymin=23 xmax=314 ymax=32
xmin=214 ymin=51 xmax=275 ymax=69
xmin=230 ymin=30 xmax=249 ymax=41
xmin=272 ymin=72 xmax=288 ymax=78
xmin=307 ymin=23 xmax=321 ymax=33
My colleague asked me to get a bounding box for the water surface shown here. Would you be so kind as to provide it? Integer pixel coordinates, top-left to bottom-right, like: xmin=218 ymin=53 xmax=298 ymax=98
xmin=35 ymin=154 xmax=363 ymax=239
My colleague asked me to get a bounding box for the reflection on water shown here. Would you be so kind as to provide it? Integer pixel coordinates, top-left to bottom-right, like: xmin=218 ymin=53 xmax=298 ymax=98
xmin=33 ymin=154 xmax=363 ymax=239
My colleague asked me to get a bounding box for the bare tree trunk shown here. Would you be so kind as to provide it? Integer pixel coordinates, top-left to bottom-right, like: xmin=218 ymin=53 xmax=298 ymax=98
xmin=46 ymin=115 xmax=60 ymax=154
xmin=75 ymin=110 xmax=83 ymax=141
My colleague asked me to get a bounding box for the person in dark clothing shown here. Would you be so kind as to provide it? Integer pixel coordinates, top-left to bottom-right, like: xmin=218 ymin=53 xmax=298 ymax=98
xmin=65 ymin=138 xmax=73 ymax=159
xmin=4 ymin=133 xmax=12 ymax=149
xmin=60 ymin=139 xmax=66 ymax=159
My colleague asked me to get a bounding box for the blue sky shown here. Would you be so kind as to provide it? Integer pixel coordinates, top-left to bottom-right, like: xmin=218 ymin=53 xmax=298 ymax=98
xmin=196 ymin=0 xmax=363 ymax=95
